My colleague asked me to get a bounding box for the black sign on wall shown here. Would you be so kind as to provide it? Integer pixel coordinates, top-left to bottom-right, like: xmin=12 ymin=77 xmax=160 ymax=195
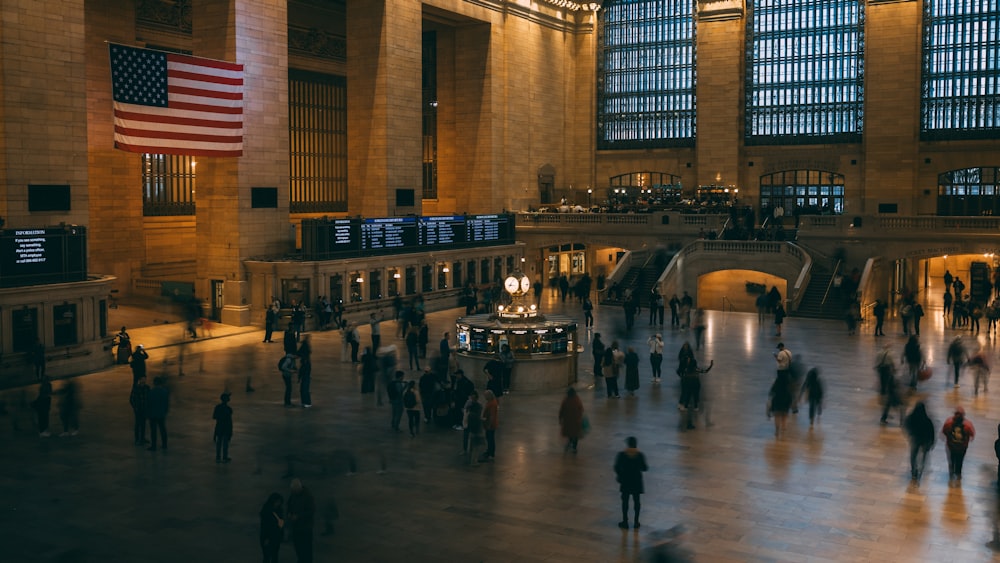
xmin=0 ymin=227 xmax=88 ymax=288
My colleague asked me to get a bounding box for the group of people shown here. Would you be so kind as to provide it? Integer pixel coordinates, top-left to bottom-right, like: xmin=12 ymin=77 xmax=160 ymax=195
xmin=766 ymin=342 xmax=824 ymax=437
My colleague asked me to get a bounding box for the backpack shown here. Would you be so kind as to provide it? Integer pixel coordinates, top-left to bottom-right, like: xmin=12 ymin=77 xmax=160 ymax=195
xmin=947 ymin=418 xmax=968 ymax=447
xmin=403 ymin=389 xmax=417 ymax=409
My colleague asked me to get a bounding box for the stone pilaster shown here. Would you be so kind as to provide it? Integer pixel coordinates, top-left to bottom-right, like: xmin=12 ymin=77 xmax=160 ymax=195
xmin=346 ymin=0 xmax=423 ymax=217
xmin=695 ymin=11 xmax=743 ymax=195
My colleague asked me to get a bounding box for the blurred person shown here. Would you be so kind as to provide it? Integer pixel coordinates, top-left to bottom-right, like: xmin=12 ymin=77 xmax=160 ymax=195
xmin=902 ymin=335 xmax=923 ymax=391
xmin=773 ymin=302 xmax=786 ymax=336
xmin=297 ymin=336 xmax=313 ymax=408
xmin=387 ymin=370 xmax=407 ymax=432
xmin=624 ymin=346 xmax=640 ymax=397
xmin=129 ymin=376 xmax=149 ymax=445
xmin=767 ymin=372 xmax=792 ymax=438
xmin=31 ymin=378 xmax=52 ymax=437
xmin=403 ymin=380 xmax=421 ymax=437
xmin=799 ymin=368 xmax=824 ymax=427
xmin=904 ymin=402 xmax=935 ymax=483
xmin=57 ymin=380 xmax=80 ymax=437
xmin=147 ymin=376 xmax=169 ymax=451
xmin=279 ymin=352 xmax=297 ymax=407
xmin=970 ymin=351 xmax=991 ymax=396
xmin=360 ymin=346 xmax=377 ymax=396
xmin=692 ymin=308 xmax=707 ymax=349
xmin=947 ymin=336 xmax=967 ymax=388
xmin=287 ymin=479 xmax=315 ymax=563
xmin=559 ymin=387 xmax=585 ymax=453
xmin=480 ymin=389 xmax=499 ymax=462
xmin=259 ymin=493 xmax=285 ymax=563
xmin=647 ymin=333 xmax=664 ymax=384
xmin=129 ymin=344 xmax=148 ymax=384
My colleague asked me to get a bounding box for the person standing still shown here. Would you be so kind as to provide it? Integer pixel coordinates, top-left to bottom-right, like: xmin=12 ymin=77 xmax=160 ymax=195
xmin=213 ymin=392 xmax=233 ymax=463
xmin=32 ymin=379 xmax=53 ymax=437
xmin=369 ymin=311 xmax=383 ymax=350
xmin=647 ymin=333 xmax=664 ymax=384
xmin=872 ymin=299 xmax=887 ymax=336
xmin=480 ymin=389 xmax=499 ymax=462
xmin=388 ymin=371 xmax=406 ymax=432
xmin=499 ymin=344 xmax=515 ymax=394
xmin=147 ymin=376 xmax=169 ymax=451
xmin=279 ymin=353 xmax=296 ymax=407
xmin=614 ymin=436 xmax=648 ymax=530
xmin=287 ymin=479 xmax=315 ymax=563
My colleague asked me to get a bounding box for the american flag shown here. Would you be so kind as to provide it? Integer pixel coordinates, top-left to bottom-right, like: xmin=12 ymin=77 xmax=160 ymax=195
xmin=109 ymin=44 xmax=244 ymax=157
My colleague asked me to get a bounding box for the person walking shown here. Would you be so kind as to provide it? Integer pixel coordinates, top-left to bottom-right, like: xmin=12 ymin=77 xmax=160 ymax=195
xmin=774 ymin=343 xmax=792 ymax=378
xmin=583 ymin=296 xmax=594 ymax=327
xmin=592 ymin=333 xmax=606 ymax=384
xmin=388 ymin=370 xmax=407 ymax=432
xmin=31 ymin=379 xmax=53 ymax=437
xmin=768 ymin=372 xmax=793 ymax=438
xmin=559 ymin=387 xmax=585 ymax=453
xmin=405 ymin=324 xmax=421 ymax=371
xmin=904 ymin=402 xmax=935 ymax=483
xmin=147 ymin=376 xmax=169 ymax=451
xmin=403 ymin=380 xmax=421 ymax=437
xmin=872 ymin=299 xmax=887 ymax=336
xmin=279 ymin=352 xmax=297 ymax=407
xmin=647 ymin=333 xmax=664 ymax=384
xmin=624 ymin=346 xmax=640 ymax=397
xmin=297 ymin=336 xmax=313 ymax=408
xmin=970 ymin=351 xmax=991 ymax=396
xmin=463 ymin=391 xmax=484 ymax=465
xmin=287 ymin=479 xmax=316 ymax=563
xmin=947 ymin=336 xmax=967 ymax=388
xmin=479 ymin=389 xmax=499 ymax=462
xmin=259 ymin=493 xmax=285 ymax=563
xmin=369 ymin=311 xmax=383 ymax=350
xmin=129 ymin=344 xmax=148 ymax=384
xmin=799 ymin=368 xmax=824 ymax=427
xmin=129 ymin=376 xmax=149 ymax=445
xmin=773 ymin=303 xmax=786 ymax=336
xmin=346 ymin=322 xmax=361 ymax=363
xmin=902 ymin=335 xmax=923 ymax=391
xmin=499 ymin=344 xmax=515 ymax=394
xmin=692 ymin=308 xmax=707 ymax=350
xmin=213 ymin=392 xmax=233 ymax=463
xmin=57 ymin=380 xmax=80 ymax=437
xmin=614 ymin=436 xmax=649 ymax=530
xmin=942 ymin=406 xmax=975 ymax=484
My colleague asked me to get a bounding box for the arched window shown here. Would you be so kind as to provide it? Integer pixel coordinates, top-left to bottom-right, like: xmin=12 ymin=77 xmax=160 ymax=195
xmin=921 ymin=1 xmax=1000 ymax=140
xmin=597 ymin=0 xmax=696 ymax=149
xmin=937 ymin=167 xmax=1000 ymax=216
xmin=745 ymin=0 xmax=864 ymax=144
xmin=759 ymin=170 xmax=844 ymax=217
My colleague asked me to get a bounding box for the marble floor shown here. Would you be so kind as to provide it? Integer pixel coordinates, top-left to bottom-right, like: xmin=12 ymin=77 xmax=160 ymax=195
xmin=3 ymin=291 xmax=1000 ymax=562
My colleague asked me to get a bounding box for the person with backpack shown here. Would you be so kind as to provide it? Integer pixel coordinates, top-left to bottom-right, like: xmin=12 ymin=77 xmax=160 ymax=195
xmin=279 ymin=353 xmax=297 ymax=407
xmin=403 ymin=380 xmax=421 ymax=437
xmin=387 ymin=370 xmax=407 ymax=432
xmin=942 ymin=406 xmax=975 ymax=484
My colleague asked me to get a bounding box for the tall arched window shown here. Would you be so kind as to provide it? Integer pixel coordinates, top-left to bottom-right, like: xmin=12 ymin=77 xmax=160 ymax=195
xmin=597 ymin=0 xmax=696 ymax=149
xmin=759 ymin=170 xmax=844 ymax=218
xmin=921 ymin=1 xmax=1000 ymax=140
xmin=745 ymin=0 xmax=864 ymax=144
xmin=937 ymin=167 xmax=1000 ymax=216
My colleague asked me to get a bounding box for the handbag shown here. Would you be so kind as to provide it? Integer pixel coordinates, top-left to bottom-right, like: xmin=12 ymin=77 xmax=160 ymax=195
xmin=918 ymin=365 xmax=933 ymax=381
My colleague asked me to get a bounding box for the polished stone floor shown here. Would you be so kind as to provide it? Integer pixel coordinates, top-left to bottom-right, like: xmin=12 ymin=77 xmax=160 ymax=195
xmin=4 ymin=287 xmax=1000 ymax=562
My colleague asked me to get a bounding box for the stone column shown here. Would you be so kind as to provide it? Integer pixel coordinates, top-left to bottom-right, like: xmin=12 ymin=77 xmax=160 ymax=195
xmin=695 ymin=4 xmax=744 ymax=195
xmin=193 ymin=0 xmax=290 ymax=326
xmin=347 ymin=0 xmax=423 ymax=217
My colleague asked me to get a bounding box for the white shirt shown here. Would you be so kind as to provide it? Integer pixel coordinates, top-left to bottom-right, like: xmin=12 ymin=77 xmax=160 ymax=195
xmin=774 ymin=349 xmax=792 ymax=370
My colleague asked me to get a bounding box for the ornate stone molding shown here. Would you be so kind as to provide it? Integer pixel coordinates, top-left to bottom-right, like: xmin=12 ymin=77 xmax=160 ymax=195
xmin=288 ymin=26 xmax=346 ymax=62
xmin=136 ymin=0 xmax=192 ymax=35
xmin=697 ymin=0 xmax=744 ymax=22
xmin=464 ymin=0 xmax=598 ymax=34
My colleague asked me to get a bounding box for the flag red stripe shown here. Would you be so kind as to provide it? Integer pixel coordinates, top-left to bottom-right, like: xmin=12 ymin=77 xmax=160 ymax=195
xmin=115 ymin=108 xmax=243 ymax=129
xmin=168 ymin=69 xmax=244 ymax=86
xmin=115 ymin=125 xmax=243 ymax=143
xmin=166 ymin=53 xmax=243 ymax=72
xmin=115 ymin=140 xmax=243 ymax=157
xmin=169 ymin=101 xmax=243 ymax=115
xmin=169 ymin=85 xmax=243 ymax=101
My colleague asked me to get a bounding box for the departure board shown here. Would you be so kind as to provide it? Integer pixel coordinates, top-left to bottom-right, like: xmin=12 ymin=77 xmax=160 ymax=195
xmin=361 ymin=217 xmax=418 ymax=252
xmin=328 ymin=218 xmax=360 ymax=256
xmin=467 ymin=214 xmax=513 ymax=243
xmin=419 ymin=215 xmax=466 ymax=246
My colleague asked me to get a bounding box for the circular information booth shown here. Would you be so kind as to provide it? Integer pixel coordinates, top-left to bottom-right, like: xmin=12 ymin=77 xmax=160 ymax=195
xmin=455 ymin=272 xmax=578 ymax=392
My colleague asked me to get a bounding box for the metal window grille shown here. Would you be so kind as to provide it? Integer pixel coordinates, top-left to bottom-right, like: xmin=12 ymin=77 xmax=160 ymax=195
xmin=597 ymin=0 xmax=696 ymax=149
xmin=142 ymin=153 xmax=196 ymax=216
xmin=937 ymin=167 xmax=1000 ymax=215
xmin=921 ymin=0 xmax=1000 ymax=140
xmin=423 ymin=32 xmax=438 ymax=200
xmin=289 ymin=70 xmax=348 ymax=213
xmin=745 ymin=0 xmax=864 ymax=144
xmin=758 ymin=170 xmax=845 ymax=216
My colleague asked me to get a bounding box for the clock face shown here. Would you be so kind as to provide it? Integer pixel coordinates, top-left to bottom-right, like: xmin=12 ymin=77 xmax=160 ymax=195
xmin=520 ymin=276 xmax=531 ymax=293
xmin=504 ymin=276 xmax=521 ymax=294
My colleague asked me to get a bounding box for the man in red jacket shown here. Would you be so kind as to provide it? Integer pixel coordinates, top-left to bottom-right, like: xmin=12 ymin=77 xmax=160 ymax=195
xmin=942 ymin=406 xmax=975 ymax=483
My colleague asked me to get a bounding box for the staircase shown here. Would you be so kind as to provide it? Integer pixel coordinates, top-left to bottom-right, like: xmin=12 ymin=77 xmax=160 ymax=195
xmin=601 ymin=259 xmax=669 ymax=307
xmin=793 ymin=262 xmax=848 ymax=319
